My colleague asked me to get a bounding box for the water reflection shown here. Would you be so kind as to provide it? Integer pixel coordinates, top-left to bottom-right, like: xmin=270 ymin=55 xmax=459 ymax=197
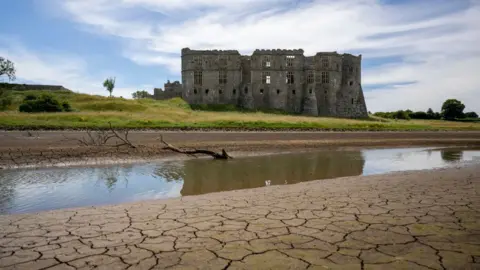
xmin=1 ymin=147 xmax=479 ymax=214
xmin=180 ymin=150 xmax=365 ymax=196
xmin=441 ymin=149 xmax=463 ymax=163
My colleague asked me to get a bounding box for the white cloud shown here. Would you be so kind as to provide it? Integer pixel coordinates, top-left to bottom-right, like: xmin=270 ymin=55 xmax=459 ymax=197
xmin=0 ymin=39 xmax=138 ymax=98
xmin=12 ymin=0 xmax=480 ymax=112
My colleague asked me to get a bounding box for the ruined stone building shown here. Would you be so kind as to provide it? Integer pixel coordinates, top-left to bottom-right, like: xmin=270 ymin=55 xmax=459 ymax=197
xmin=179 ymin=48 xmax=368 ymax=118
xmin=152 ymin=80 xmax=183 ymax=100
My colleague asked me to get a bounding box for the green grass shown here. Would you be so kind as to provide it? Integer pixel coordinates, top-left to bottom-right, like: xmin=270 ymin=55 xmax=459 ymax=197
xmin=0 ymin=89 xmax=479 ymax=131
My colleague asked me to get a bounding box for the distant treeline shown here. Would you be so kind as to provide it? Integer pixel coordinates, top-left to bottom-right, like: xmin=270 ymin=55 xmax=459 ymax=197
xmin=374 ymin=109 xmax=441 ymax=120
xmin=373 ymin=99 xmax=478 ymax=121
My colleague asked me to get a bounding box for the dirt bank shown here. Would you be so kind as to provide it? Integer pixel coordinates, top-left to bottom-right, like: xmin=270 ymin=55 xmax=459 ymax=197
xmin=1 ymin=130 xmax=480 ymax=169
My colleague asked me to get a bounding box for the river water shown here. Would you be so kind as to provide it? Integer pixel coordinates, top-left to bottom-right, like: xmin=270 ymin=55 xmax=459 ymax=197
xmin=1 ymin=146 xmax=479 ymax=214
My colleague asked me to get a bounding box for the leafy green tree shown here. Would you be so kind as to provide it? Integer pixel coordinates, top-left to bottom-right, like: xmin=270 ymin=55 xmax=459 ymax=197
xmin=132 ymin=90 xmax=152 ymax=99
xmin=103 ymin=77 xmax=116 ymax=97
xmin=0 ymin=57 xmax=16 ymax=81
xmin=441 ymin=99 xmax=465 ymax=120
xmin=465 ymin=111 xmax=478 ymax=118
xmin=393 ymin=110 xmax=410 ymax=120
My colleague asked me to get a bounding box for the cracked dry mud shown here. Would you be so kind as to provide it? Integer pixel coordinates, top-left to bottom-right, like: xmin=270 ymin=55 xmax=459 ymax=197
xmin=1 ymin=165 xmax=480 ymax=270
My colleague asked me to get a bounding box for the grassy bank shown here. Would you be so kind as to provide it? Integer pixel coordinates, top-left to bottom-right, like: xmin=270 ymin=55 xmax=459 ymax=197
xmin=0 ymin=89 xmax=479 ymax=131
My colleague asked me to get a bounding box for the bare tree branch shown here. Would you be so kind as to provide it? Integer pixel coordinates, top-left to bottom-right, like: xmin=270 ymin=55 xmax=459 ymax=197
xmin=158 ymin=135 xmax=233 ymax=159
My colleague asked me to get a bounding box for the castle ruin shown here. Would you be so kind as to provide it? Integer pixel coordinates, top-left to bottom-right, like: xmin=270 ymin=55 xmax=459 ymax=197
xmin=178 ymin=48 xmax=368 ymax=118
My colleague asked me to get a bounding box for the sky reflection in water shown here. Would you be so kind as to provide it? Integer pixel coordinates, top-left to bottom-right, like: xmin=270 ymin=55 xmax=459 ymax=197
xmin=0 ymin=147 xmax=479 ymax=214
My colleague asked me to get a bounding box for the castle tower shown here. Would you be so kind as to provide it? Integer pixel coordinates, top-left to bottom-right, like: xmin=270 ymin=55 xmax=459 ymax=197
xmin=238 ymin=56 xmax=255 ymax=110
xmin=250 ymin=49 xmax=304 ymax=113
xmin=181 ymin=48 xmax=242 ymax=105
xmin=336 ymin=54 xmax=368 ymax=118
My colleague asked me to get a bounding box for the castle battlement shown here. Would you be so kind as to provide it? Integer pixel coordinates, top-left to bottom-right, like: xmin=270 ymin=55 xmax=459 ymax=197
xmin=252 ymin=49 xmax=304 ymax=55
xmin=181 ymin=48 xmax=240 ymax=55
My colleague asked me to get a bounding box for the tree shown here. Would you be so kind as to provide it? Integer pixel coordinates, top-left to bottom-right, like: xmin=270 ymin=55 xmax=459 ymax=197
xmin=0 ymin=57 xmax=16 ymax=81
xmin=103 ymin=77 xmax=116 ymax=97
xmin=132 ymin=90 xmax=152 ymax=99
xmin=441 ymin=99 xmax=465 ymax=120
xmin=465 ymin=111 xmax=479 ymax=118
xmin=393 ymin=110 xmax=410 ymax=120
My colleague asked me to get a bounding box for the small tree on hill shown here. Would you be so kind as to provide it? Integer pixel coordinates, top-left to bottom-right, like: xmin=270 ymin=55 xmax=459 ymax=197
xmin=0 ymin=57 xmax=16 ymax=82
xmin=441 ymin=99 xmax=465 ymax=120
xmin=103 ymin=77 xmax=116 ymax=97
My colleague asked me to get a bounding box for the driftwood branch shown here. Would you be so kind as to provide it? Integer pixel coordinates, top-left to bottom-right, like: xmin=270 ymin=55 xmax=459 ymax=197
xmin=158 ymin=135 xmax=233 ymax=160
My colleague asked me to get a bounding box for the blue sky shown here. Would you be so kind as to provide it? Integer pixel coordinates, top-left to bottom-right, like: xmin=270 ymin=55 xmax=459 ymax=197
xmin=1 ymin=0 xmax=479 ymax=112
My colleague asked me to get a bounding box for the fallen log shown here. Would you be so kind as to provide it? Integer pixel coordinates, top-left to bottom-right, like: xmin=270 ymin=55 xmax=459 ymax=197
xmin=158 ymin=135 xmax=233 ymax=160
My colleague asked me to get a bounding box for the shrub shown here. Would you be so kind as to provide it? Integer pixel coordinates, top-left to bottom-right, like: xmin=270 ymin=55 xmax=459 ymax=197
xmin=393 ymin=110 xmax=410 ymax=120
xmin=18 ymin=94 xmax=72 ymax=113
xmin=465 ymin=111 xmax=478 ymax=119
xmin=62 ymin=101 xmax=73 ymax=112
xmin=0 ymin=89 xmax=12 ymax=111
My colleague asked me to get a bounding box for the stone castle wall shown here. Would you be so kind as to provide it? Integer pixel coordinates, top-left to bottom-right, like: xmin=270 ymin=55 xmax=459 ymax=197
xmin=180 ymin=48 xmax=368 ymax=118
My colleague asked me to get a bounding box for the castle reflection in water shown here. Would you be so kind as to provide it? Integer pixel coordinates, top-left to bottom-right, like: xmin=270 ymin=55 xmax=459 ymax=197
xmin=176 ymin=150 xmax=365 ymax=196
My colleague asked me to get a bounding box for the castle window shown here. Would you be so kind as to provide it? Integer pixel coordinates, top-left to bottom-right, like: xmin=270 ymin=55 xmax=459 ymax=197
xmin=193 ymin=55 xmax=202 ymax=64
xmin=286 ymin=55 xmax=295 ymax=67
xmin=321 ymin=71 xmax=329 ymax=84
xmin=262 ymin=72 xmax=271 ymax=84
xmin=262 ymin=56 xmax=271 ymax=67
xmin=260 ymin=89 xmax=264 ymax=94
xmin=218 ymin=55 xmax=227 ymax=66
xmin=309 ymin=89 xmax=313 ymax=94
xmin=322 ymin=57 xmax=329 ymax=68
xmin=277 ymin=89 xmax=280 ymax=95
xmin=292 ymin=90 xmax=296 ymax=95
xmin=219 ymin=89 xmax=223 ymax=94
xmin=307 ymin=70 xmax=314 ymax=84
xmin=349 ymin=66 xmax=354 ymax=73
xmin=205 ymin=89 xmax=209 ymax=95
xmin=219 ymin=70 xmax=227 ymax=84
xmin=193 ymin=88 xmax=197 ymax=94
xmin=351 ymin=98 xmax=354 ymax=104
xmin=349 ymin=81 xmax=353 ymax=86
xmin=286 ymin=71 xmax=294 ymax=84
xmin=244 ymin=87 xmax=248 ymax=94
xmin=233 ymin=89 xmax=236 ymax=95
xmin=194 ymin=71 xmax=203 ymax=85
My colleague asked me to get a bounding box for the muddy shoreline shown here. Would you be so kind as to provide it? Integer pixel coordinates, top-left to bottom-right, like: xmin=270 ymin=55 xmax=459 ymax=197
xmin=1 ymin=130 xmax=480 ymax=169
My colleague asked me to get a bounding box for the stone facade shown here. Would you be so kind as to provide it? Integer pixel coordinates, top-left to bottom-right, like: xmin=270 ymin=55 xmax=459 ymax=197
xmin=180 ymin=48 xmax=368 ymax=118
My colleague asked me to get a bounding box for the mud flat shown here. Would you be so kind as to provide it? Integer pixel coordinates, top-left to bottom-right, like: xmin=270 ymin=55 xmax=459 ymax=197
xmin=0 ymin=164 xmax=479 ymax=269
xmin=1 ymin=130 xmax=480 ymax=169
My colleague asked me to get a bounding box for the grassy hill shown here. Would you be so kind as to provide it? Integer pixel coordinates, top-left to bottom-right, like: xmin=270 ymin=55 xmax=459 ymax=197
xmin=0 ymin=89 xmax=479 ymax=131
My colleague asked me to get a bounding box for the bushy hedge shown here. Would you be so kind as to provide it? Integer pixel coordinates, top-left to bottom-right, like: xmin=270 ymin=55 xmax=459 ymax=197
xmin=0 ymin=89 xmax=12 ymax=111
xmin=18 ymin=94 xmax=73 ymax=113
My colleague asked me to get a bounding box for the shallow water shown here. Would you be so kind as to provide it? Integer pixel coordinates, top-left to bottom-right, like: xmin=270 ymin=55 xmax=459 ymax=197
xmin=1 ymin=146 xmax=479 ymax=214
